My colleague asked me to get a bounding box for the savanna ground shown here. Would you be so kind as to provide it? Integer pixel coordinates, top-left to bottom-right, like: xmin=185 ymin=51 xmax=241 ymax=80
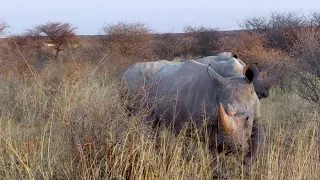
xmin=0 ymin=13 xmax=319 ymax=179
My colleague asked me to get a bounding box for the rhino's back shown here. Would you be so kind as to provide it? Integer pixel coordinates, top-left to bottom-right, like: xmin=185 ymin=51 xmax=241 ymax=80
xmin=120 ymin=60 xmax=176 ymax=94
xmin=149 ymin=60 xmax=219 ymax=127
xmin=197 ymin=52 xmax=232 ymax=65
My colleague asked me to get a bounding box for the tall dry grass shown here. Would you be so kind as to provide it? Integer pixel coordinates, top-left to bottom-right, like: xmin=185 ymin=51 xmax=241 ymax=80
xmin=0 ymin=60 xmax=318 ymax=179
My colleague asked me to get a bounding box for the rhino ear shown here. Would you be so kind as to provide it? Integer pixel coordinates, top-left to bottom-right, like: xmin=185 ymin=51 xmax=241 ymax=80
xmin=243 ymin=64 xmax=259 ymax=83
xmin=207 ymin=64 xmax=226 ymax=84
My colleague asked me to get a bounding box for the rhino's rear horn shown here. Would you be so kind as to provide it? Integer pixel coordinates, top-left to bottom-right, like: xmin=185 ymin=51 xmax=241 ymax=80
xmin=207 ymin=64 xmax=226 ymax=84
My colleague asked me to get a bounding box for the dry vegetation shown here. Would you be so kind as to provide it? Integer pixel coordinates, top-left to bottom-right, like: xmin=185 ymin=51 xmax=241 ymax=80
xmin=0 ymin=59 xmax=318 ymax=179
xmin=218 ymin=32 xmax=281 ymax=67
xmin=0 ymin=12 xmax=319 ymax=179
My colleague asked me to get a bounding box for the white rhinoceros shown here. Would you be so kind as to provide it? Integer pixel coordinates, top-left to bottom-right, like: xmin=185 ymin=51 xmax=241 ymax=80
xmin=145 ymin=60 xmax=265 ymax=162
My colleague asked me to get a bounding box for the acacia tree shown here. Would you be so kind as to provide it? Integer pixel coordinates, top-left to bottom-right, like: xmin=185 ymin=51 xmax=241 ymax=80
xmin=35 ymin=22 xmax=77 ymax=60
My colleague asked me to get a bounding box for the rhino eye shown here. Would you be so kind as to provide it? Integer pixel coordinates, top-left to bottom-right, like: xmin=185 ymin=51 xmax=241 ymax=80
xmin=245 ymin=116 xmax=249 ymax=121
xmin=234 ymin=112 xmax=244 ymax=117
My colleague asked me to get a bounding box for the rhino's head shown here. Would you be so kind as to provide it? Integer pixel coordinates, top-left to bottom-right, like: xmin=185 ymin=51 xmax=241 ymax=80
xmin=254 ymin=71 xmax=278 ymax=99
xmin=232 ymin=54 xmax=278 ymax=99
xmin=207 ymin=63 xmax=260 ymax=153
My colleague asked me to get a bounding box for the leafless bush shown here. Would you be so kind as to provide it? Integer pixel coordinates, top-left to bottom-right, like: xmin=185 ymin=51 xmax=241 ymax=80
xmin=183 ymin=26 xmax=220 ymax=56
xmin=241 ymin=12 xmax=308 ymax=52
xmin=218 ymin=31 xmax=281 ymax=67
xmin=152 ymin=33 xmax=184 ymax=60
xmin=310 ymin=12 xmax=320 ymax=26
xmin=100 ymin=22 xmax=153 ymax=60
xmin=73 ymin=37 xmax=108 ymax=63
xmin=241 ymin=17 xmax=269 ymax=33
xmin=9 ymin=29 xmax=44 ymax=50
xmin=288 ymin=27 xmax=320 ymax=104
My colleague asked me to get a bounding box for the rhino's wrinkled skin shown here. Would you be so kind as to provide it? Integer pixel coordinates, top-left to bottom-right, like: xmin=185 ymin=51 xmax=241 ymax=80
xmin=146 ymin=60 xmax=265 ymax=161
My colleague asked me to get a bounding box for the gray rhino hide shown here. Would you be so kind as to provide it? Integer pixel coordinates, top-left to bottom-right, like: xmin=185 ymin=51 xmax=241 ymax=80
xmin=146 ymin=60 xmax=264 ymax=161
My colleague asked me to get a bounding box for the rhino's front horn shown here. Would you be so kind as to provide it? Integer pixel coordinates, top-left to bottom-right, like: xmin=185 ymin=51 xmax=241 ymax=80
xmin=207 ymin=64 xmax=226 ymax=84
xmin=218 ymin=103 xmax=236 ymax=136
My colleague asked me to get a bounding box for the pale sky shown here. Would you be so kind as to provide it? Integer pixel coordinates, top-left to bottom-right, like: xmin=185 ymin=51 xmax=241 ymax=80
xmin=0 ymin=0 xmax=319 ymax=35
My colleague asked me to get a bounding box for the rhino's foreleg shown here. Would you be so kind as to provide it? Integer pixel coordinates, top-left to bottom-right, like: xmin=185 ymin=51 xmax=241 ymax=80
xmin=244 ymin=120 xmax=266 ymax=164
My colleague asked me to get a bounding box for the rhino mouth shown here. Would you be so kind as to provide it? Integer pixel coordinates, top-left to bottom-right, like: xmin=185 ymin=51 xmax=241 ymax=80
xmin=258 ymin=93 xmax=268 ymax=99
